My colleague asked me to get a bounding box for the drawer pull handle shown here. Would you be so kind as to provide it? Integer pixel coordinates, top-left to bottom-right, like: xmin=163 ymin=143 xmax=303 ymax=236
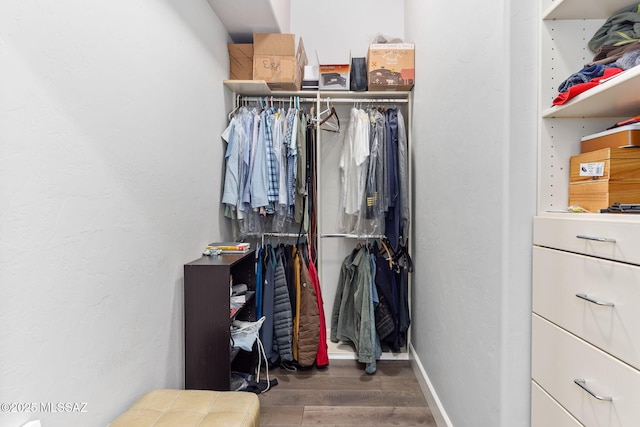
xmin=576 ymin=235 xmax=616 ymax=243
xmin=575 ymin=293 xmax=615 ymax=307
xmin=574 ymin=379 xmax=612 ymax=401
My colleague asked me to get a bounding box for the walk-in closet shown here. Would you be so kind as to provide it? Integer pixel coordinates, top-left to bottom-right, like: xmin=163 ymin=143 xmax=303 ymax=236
xmin=3 ymin=1 xmax=538 ymax=426
xmin=219 ymin=83 xmax=414 ymax=371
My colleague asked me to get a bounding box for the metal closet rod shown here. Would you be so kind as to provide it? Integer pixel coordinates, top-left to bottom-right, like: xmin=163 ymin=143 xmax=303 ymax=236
xmin=260 ymin=232 xmax=306 ymax=247
xmin=321 ymin=98 xmax=408 ymax=104
xmin=238 ymin=96 xmax=317 ymax=104
xmin=236 ymin=96 xmax=408 ymax=104
xmin=320 ymin=233 xmax=387 ymax=239
xmin=262 ymin=232 xmax=307 ymax=239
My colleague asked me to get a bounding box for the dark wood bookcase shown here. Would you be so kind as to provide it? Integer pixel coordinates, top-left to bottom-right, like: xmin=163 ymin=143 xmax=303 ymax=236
xmin=184 ymin=250 xmax=256 ymax=390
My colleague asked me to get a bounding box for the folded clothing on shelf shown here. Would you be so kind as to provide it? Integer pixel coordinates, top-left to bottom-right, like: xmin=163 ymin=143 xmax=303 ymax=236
xmin=232 ymin=283 xmax=248 ymax=296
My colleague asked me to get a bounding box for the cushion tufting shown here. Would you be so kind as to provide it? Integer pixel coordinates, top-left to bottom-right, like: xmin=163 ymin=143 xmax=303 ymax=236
xmin=109 ymin=389 xmax=260 ymax=427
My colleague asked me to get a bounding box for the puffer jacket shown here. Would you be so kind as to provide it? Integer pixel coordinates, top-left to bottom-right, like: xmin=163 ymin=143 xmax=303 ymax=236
xmin=307 ymin=247 xmax=329 ymax=368
xmin=271 ymin=247 xmax=293 ymax=363
xmin=295 ymin=248 xmax=320 ymax=367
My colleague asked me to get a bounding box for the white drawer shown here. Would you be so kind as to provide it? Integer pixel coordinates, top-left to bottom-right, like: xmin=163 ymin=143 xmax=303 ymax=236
xmin=533 ymin=246 xmax=640 ymax=370
xmin=532 ymin=314 xmax=640 ymax=427
xmin=534 ymin=214 xmax=640 ymax=265
xmin=531 ymin=381 xmax=582 ymax=427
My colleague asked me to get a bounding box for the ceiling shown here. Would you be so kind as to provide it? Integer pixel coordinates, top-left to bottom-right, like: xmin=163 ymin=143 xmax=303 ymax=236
xmin=206 ymin=0 xmax=291 ymax=43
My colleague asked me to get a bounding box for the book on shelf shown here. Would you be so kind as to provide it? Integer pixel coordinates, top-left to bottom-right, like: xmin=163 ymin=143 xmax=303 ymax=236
xmin=231 ymin=295 xmax=246 ymax=304
xmin=230 ymin=297 xmax=245 ymax=317
xmin=206 ymin=242 xmax=251 ymax=253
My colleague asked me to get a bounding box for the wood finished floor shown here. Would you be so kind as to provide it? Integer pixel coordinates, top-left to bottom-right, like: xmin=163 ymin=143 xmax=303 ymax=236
xmin=258 ymin=359 xmax=436 ymax=427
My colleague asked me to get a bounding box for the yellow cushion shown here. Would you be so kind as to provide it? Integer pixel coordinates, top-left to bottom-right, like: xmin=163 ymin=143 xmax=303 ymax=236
xmin=110 ymin=389 xmax=260 ymax=427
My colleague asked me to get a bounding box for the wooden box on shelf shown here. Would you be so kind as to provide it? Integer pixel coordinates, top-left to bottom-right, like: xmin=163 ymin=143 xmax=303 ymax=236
xmin=581 ymin=123 xmax=640 ymax=153
xmin=569 ymin=147 xmax=640 ymax=212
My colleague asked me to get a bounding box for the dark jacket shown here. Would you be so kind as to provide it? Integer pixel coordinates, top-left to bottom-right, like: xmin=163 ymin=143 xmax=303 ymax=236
xmin=271 ymin=247 xmax=293 ymax=363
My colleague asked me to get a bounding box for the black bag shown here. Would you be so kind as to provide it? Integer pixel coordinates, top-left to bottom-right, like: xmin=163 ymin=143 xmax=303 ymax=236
xmin=350 ymin=57 xmax=368 ymax=91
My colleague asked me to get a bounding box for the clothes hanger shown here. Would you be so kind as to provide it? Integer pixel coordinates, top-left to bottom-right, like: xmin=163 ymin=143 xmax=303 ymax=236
xmin=318 ymin=98 xmax=340 ymax=132
xmin=380 ymin=239 xmax=394 ymax=269
xmin=316 ymin=97 xmax=332 ymax=119
xmin=228 ymin=94 xmax=241 ymax=121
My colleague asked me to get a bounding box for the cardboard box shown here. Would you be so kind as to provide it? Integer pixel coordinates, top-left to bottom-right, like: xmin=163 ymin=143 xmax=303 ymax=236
xmin=569 ymin=147 xmax=640 ymax=211
xmin=367 ymin=43 xmax=415 ymax=91
xmin=319 ymin=64 xmax=350 ymax=90
xmin=581 ymin=124 xmax=640 ymax=153
xmin=228 ymin=44 xmax=253 ymax=80
xmin=252 ymin=33 xmax=307 ymax=91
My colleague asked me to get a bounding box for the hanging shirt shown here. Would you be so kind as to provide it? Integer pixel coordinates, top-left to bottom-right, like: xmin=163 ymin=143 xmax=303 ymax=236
xmin=276 ymin=108 xmax=289 ymax=208
xmin=238 ymin=108 xmax=255 ymax=213
xmin=294 ymin=111 xmax=307 ymax=224
xmin=396 ymin=109 xmax=410 ymax=246
xmin=242 ymin=112 xmax=261 ymax=206
xmin=384 ymin=108 xmax=400 ymax=248
xmin=222 ymin=117 xmax=241 ymax=210
xmin=340 ymin=108 xmax=370 ymax=216
xmin=286 ymin=108 xmax=298 ymax=212
xmin=251 ymin=110 xmax=269 ymax=209
xmin=363 ymin=108 xmax=386 ymax=235
xmin=266 ymin=108 xmax=280 ymax=203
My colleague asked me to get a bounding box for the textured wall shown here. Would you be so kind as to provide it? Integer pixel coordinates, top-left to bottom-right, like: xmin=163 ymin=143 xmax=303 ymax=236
xmin=0 ymin=1 xmax=230 ymax=425
xmin=291 ymin=0 xmax=405 ymax=63
xmin=406 ymin=0 xmax=537 ymax=425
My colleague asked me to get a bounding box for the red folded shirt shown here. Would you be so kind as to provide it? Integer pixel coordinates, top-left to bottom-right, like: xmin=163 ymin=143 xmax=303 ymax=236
xmin=553 ymin=67 xmax=623 ymax=106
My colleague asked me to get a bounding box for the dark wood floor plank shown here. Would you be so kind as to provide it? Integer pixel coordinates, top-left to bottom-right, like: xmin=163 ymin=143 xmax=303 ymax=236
xmin=259 ymin=405 xmax=304 ymax=426
xmin=301 ymin=406 xmax=437 ymax=426
xmin=273 ymin=374 xmax=383 ymax=390
xmin=272 ymin=359 xmax=415 ymax=379
xmin=257 ymin=358 xmax=433 ymax=427
xmin=259 ymin=389 xmax=426 ymax=407
xmin=380 ymin=376 xmax=424 ymax=393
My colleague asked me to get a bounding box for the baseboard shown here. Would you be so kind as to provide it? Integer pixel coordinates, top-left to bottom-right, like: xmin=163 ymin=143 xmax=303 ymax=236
xmin=409 ymin=343 xmax=454 ymax=427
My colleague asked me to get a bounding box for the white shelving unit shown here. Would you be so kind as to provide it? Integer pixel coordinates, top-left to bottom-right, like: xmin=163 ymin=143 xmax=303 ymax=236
xmin=542 ymin=0 xmax=633 ymax=20
xmin=542 ymin=65 xmax=640 ymax=119
xmin=223 ymin=80 xmax=414 ymax=361
xmin=223 ymin=80 xmax=412 ymax=100
xmin=533 ymin=1 xmax=640 ymax=425
xmin=537 ymin=0 xmax=640 ymax=212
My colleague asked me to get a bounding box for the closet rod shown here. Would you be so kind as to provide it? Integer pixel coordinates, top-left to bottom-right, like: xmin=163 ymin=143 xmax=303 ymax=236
xmin=320 ymin=98 xmax=409 ymax=104
xmin=320 ymin=233 xmax=386 ymax=239
xmin=238 ymin=96 xmax=317 ymax=104
xmin=261 ymin=232 xmax=306 ymax=247
xmin=236 ymin=96 xmax=409 ymax=105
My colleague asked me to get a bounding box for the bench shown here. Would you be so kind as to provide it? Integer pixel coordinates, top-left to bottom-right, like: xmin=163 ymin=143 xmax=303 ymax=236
xmin=109 ymin=389 xmax=260 ymax=427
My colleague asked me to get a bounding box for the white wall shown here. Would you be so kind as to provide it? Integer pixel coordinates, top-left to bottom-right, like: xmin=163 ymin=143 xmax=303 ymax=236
xmin=0 ymin=1 xmax=230 ymax=426
xmin=270 ymin=0 xmax=292 ymax=35
xmin=291 ymin=0 xmax=405 ymax=64
xmin=406 ymin=0 xmax=537 ymax=426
